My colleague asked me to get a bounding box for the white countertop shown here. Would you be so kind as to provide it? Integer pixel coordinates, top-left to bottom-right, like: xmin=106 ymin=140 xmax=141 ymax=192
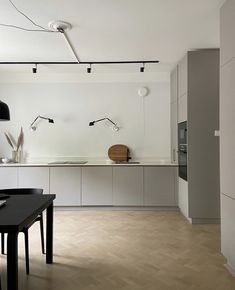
xmin=0 ymin=160 xmax=178 ymax=167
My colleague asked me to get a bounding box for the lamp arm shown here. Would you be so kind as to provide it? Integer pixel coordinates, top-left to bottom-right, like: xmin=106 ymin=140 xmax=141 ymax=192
xmin=39 ymin=115 xmax=50 ymax=121
xmin=94 ymin=118 xmax=117 ymax=126
xmin=30 ymin=115 xmax=40 ymax=128
xmin=105 ymin=118 xmax=117 ymax=126
xmin=30 ymin=115 xmax=53 ymax=129
xmin=93 ymin=118 xmax=106 ymax=124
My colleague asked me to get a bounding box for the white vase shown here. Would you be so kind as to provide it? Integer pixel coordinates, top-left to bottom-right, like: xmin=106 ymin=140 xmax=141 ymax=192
xmin=12 ymin=150 xmax=21 ymax=163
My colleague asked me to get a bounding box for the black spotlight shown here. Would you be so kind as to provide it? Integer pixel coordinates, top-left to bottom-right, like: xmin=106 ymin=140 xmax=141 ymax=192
xmin=89 ymin=121 xmax=95 ymax=126
xmin=87 ymin=64 xmax=91 ymax=73
xmin=32 ymin=64 xmax=37 ymax=74
xmin=140 ymin=63 xmax=145 ymax=72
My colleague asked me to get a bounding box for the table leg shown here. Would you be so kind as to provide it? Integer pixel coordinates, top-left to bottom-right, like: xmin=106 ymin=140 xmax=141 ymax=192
xmin=7 ymin=232 xmax=19 ymax=290
xmin=46 ymin=202 xmax=54 ymax=264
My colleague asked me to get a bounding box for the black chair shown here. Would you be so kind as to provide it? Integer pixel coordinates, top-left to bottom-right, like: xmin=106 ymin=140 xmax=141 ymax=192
xmin=0 ymin=188 xmax=45 ymax=275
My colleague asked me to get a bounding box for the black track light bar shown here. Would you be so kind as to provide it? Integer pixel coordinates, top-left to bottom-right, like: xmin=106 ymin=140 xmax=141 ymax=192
xmin=0 ymin=60 xmax=159 ymax=65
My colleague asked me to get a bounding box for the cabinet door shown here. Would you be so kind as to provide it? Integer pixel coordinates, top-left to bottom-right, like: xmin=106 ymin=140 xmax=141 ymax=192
xmin=0 ymin=167 xmax=18 ymax=189
xmin=113 ymin=167 xmax=143 ymax=206
xmin=178 ymin=177 xmax=189 ymax=219
xmin=170 ymin=66 xmax=178 ymax=103
xmin=220 ymin=60 xmax=235 ymax=199
xmin=18 ymin=167 xmax=49 ymax=193
xmin=144 ymin=167 xmax=176 ymax=206
xmin=170 ymin=66 xmax=178 ymax=163
xmin=221 ymin=194 xmax=235 ymax=270
xmin=178 ymin=94 xmax=187 ymax=123
xmin=171 ymin=101 xmax=178 ymax=163
xmin=220 ymin=0 xmax=235 ymax=66
xmin=178 ymin=54 xmax=188 ymax=98
xmin=82 ymin=167 xmax=112 ymax=205
xmin=50 ymin=167 xmax=81 ymax=206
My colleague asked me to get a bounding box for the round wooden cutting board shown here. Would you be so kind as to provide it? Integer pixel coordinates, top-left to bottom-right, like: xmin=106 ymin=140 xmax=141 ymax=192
xmin=108 ymin=144 xmax=129 ymax=162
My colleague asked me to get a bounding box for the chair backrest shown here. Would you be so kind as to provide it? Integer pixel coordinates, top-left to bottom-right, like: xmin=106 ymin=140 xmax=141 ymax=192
xmin=0 ymin=188 xmax=43 ymax=195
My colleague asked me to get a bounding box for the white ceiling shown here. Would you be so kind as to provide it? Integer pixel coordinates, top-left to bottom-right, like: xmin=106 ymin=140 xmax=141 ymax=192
xmin=0 ymin=0 xmax=225 ymax=72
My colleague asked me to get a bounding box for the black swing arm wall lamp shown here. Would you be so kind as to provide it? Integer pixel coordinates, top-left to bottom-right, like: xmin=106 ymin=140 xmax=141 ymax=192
xmin=30 ymin=115 xmax=54 ymax=131
xmin=89 ymin=118 xmax=119 ymax=132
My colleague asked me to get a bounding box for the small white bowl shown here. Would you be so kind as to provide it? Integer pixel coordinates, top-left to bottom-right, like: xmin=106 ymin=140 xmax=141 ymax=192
xmin=1 ymin=158 xmax=11 ymax=164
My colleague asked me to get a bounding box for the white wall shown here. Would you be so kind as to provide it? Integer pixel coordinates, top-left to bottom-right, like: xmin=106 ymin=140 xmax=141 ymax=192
xmin=0 ymin=72 xmax=170 ymax=161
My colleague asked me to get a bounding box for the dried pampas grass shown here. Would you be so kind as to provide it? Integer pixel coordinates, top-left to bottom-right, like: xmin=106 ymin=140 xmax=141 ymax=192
xmin=5 ymin=127 xmax=24 ymax=152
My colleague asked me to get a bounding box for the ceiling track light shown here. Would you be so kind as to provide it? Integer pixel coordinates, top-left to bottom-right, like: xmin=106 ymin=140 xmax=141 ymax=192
xmin=0 ymin=61 xmax=159 ymax=73
xmin=140 ymin=62 xmax=145 ymax=72
xmin=32 ymin=63 xmax=37 ymax=73
xmin=87 ymin=63 xmax=91 ymax=73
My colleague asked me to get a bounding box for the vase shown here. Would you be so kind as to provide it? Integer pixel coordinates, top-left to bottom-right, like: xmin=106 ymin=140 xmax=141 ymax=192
xmin=12 ymin=150 xmax=21 ymax=163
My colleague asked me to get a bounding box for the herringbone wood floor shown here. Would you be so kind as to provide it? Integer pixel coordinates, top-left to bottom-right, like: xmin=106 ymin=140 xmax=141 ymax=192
xmin=1 ymin=210 xmax=235 ymax=290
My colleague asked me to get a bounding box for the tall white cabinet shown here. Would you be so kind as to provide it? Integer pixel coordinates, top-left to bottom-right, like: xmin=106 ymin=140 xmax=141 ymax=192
xmin=171 ymin=49 xmax=220 ymax=223
xmin=220 ymin=0 xmax=235 ymax=273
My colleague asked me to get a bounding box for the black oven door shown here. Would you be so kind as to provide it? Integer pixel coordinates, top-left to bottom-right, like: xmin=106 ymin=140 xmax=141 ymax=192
xmin=178 ymin=145 xmax=187 ymax=181
xmin=178 ymin=121 xmax=187 ymax=145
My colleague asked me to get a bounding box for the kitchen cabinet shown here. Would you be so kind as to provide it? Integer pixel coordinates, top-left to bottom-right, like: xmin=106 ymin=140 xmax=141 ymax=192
xmin=0 ymin=164 xmax=178 ymax=207
xmin=178 ymin=94 xmax=187 ymax=123
xmin=220 ymin=0 xmax=235 ymax=273
xmin=220 ymin=60 xmax=235 ymax=199
xmin=171 ymin=49 xmax=220 ymax=223
xmin=220 ymin=0 xmax=235 ymax=66
xmin=178 ymin=178 xmax=189 ymax=220
xmin=221 ymin=194 xmax=235 ymax=271
xmin=50 ymin=167 xmax=81 ymax=206
xmin=144 ymin=167 xmax=176 ymax=206
xmin=82 ymin=167 xmax=112 ymax=205
xmin=18 ymin=167 xmax=49 ymax=193
xmin=0 ymin=167 xmax=18 ymax=189
xmin=170 ymin=67 xmax=178 ymax=163
xmin=178 ymin=54 xmax=188 ymax=98
xmin=177 ymin=54 xmax=188 ymax=123
xmin=113 ymin=167 xmax=144 ymax=206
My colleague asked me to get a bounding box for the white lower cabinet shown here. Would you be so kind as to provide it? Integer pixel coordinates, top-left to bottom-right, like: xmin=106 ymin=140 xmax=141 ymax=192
xmin=82 ymin=167 xmax=112 ymax=205
xmin=50 ymin=167 xmax=81 ymax=206
xmin=113 ymin=167 xmax=144 ymax=206
xmin=144 ymin=167 xmax=176 ymax=206
xmin=18 ymin=167 xmax=49 ymax=193
xmin=0 ymin=167 xmax=18 ymax=189
xmin=0 ymin=165 xmax=178 ymax=207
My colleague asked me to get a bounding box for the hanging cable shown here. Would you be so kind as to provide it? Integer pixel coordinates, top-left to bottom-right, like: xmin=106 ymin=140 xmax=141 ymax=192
xmin=0 ymin=23 xmax=57 ymax=32
xmin=58 ymin=28 xmax=80 ymax=63
xmin=8 ymin=0 xmax=48 ymax=30
xmin=0 ymin=0 xmax=58 ymax=33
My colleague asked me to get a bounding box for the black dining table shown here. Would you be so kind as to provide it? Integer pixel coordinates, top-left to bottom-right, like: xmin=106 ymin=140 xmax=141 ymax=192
xmin=0 ymin=194 xmax=55 ymax=290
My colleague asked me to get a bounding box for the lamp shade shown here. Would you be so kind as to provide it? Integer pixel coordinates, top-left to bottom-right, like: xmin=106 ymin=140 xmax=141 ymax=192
xmin=0 ymin=100 xmax=10 ymax=121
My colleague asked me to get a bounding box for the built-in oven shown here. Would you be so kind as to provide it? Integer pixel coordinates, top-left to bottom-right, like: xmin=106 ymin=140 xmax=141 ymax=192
xmin=178 ymin=121 xmax=187 ymax=181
